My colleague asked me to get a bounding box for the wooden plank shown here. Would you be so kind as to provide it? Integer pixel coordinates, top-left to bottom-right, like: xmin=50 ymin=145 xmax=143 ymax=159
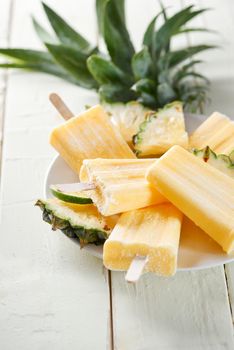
xmin=206 ymin=0 xmax=234 ymax=325
xmin=188 ymin=0 xmax=234 ymax=326
xmin=225 ymin=264 xmax=234 ymax=324
xmin=0 ymin=1 xmax=110 ymax=349
xmin=0 ymin=0 xmax=12 ymax=169
xmin=110 ymin=1 xmax=234 ymax=348
xmin=112 ymin=268 xmax=234 ymax=350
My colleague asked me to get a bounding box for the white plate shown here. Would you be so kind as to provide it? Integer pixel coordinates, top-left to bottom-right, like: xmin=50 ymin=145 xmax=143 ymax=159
xmin=44 ymin=113 xmax=234 ymax=271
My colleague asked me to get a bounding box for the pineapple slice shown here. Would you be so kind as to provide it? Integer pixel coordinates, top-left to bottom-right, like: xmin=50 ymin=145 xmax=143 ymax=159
xmin=103 ymin=101 xmax=150 ymax=145
xmin=35 ymin=198 xmax=118 ymax=246
xmin=193 ymin=146 xmax=234 ymax=179
xmin=133 ymin=101 xmax=188 ymax=157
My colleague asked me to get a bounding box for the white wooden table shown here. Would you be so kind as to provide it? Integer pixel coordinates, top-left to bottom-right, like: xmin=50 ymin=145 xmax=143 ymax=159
xmin=0 ymin=1 xmax=234 ymax=349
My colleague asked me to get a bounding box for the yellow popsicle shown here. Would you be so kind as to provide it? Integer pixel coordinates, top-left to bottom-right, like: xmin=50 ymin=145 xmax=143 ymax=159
xmin=190 ymin=112 xmax=234 ymax=154
xmin=147 ymin=145 xmax=234 ymax=253
xmin=103 ymin=203 xmax=183 ymax=276
xmin=50 ymin=105 xmax=136 ymax=174
xmin=79 ymin=158 xmax=166 ymax=216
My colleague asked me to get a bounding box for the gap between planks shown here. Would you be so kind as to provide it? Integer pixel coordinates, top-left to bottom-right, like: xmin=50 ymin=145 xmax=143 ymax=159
xmin=224 ymin=265 xmax=234 ymax=325
xmin=107 ymin=270 xmax=114 ymax=350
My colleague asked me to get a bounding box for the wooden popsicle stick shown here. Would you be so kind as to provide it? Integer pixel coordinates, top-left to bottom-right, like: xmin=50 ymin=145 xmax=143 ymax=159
xmin=49 ymin=93 xmax=75 ymax=120
xmin=52 ymin=182 xmax=96 ymax=193
xmin=125 ymin=255 xmax=148 ymax=283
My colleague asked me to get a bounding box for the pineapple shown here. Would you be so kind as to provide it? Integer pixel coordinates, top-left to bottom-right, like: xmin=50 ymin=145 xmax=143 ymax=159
xmin=103 ymin=101 xmax=150 ymax=145
xmin=0 ymin=2 xmax=214 ymax=113
xmin=133 ymin=101 xmax=188 ymax=157
xmin=35 ymin=198 xmax=118 ymax=246
xmin=193 ymin=146 xmax=234 ymax=178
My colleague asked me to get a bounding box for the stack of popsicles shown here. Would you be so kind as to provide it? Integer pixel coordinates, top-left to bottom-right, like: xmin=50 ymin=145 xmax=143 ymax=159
xmin=42 ymin=97 xmax=234 ymax=281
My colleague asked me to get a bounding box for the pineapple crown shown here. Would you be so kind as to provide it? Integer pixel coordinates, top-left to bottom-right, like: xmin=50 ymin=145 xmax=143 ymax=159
xmin=0 ymin=1 xmax=216 ymax=112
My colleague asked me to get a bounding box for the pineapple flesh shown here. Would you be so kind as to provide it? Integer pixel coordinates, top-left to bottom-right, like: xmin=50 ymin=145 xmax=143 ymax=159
xmin=133 ymin=101 xmax=188 ymax=157
xmin=103 ymin=101 xmax=150 ymax=146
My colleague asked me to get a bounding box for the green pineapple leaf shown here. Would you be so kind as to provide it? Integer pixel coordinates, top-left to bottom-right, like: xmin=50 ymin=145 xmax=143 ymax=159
xmin=42 ymin=2 xmax=93 ymax=54
xmin=0 ymin=62 xmax=78 ymax=83
xmin=179 ymin=83 xmax=208 ymax=111
xmin=178 ymin=27 xmax=216 ymax=34
xmin=32 ymin=17 xmax=56 ymax=44
xmin=96 ymin=0 xmax=108 ymax=37
xmin=132 ymin=78 xmax=157 ymax=108
xmin=174 ymin=71 xmax=210 ymax=85
xmin=132 ymin=46 xmax=153 ymax=80
xmin=102 ymin=0 xmax=135 ymax=73
xmin=87 ymin=54 xmax=132 ymax=85
xmin=45 ymin=44 xmax=98 ymax=89
xmin=0 ymin=48 xmax=76 ymax=81
xmin=0 ymin=48 xmax=52 ymax=63
xmin=159 ymin=44 xmax=215 ymax=69
xmin=99 ymin=83 xmax=137 ymax=103
xmin=143 ymin=13 xmax=161 ymax=53
xmin=96 ymin=0 xmax=125 ymax=37
xmin=133 ymin=78 xmax=156 ymax=95
xmin=154 ymin=6 xmax=208 ymax=56
xmin=157 ymin=82 xmax=177 ymax=106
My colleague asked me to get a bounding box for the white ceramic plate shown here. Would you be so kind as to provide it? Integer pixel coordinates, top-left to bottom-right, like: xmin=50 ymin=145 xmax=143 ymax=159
xmin=44 ymin=113 xmax=234 ymax=271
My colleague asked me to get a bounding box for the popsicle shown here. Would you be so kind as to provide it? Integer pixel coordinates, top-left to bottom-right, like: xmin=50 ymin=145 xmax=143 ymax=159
xmin=103 ymin=203 xmax=183 ymax=277
xmin=50 ymin=97 xmax=136 ymax=174
xmin=79 ymin=158 xmax=166 ymax=216
xmin=146 ymin=145 xmax=234 ymax=253
xmin=189 ymin=112 xmax=234 ymax=154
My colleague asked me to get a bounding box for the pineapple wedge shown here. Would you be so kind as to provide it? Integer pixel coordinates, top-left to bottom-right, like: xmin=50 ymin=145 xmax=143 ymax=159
xmin=103 ymin=101 xmax=150 ymax=145
xmin=35 ymin=198 xmax=118 ymax=246
xmin=193 ymin=146 xmax=234 ymax=179
xmin=133 ymin=101 xmax=188 ymax=157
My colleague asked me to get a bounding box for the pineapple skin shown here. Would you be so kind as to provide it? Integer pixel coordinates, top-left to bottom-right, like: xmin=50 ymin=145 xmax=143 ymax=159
xmin=103 ymin=101 xmax=150 ymax=146
xmin=50 ymin=105 xmax=136 ymax=175
xmin=103 ymin=203 xmax=183 ymax=276
xmin=147 ymin=145 xmax=234 ymax=253
xmin=35 ymin=198 xmax=118 ymax=246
